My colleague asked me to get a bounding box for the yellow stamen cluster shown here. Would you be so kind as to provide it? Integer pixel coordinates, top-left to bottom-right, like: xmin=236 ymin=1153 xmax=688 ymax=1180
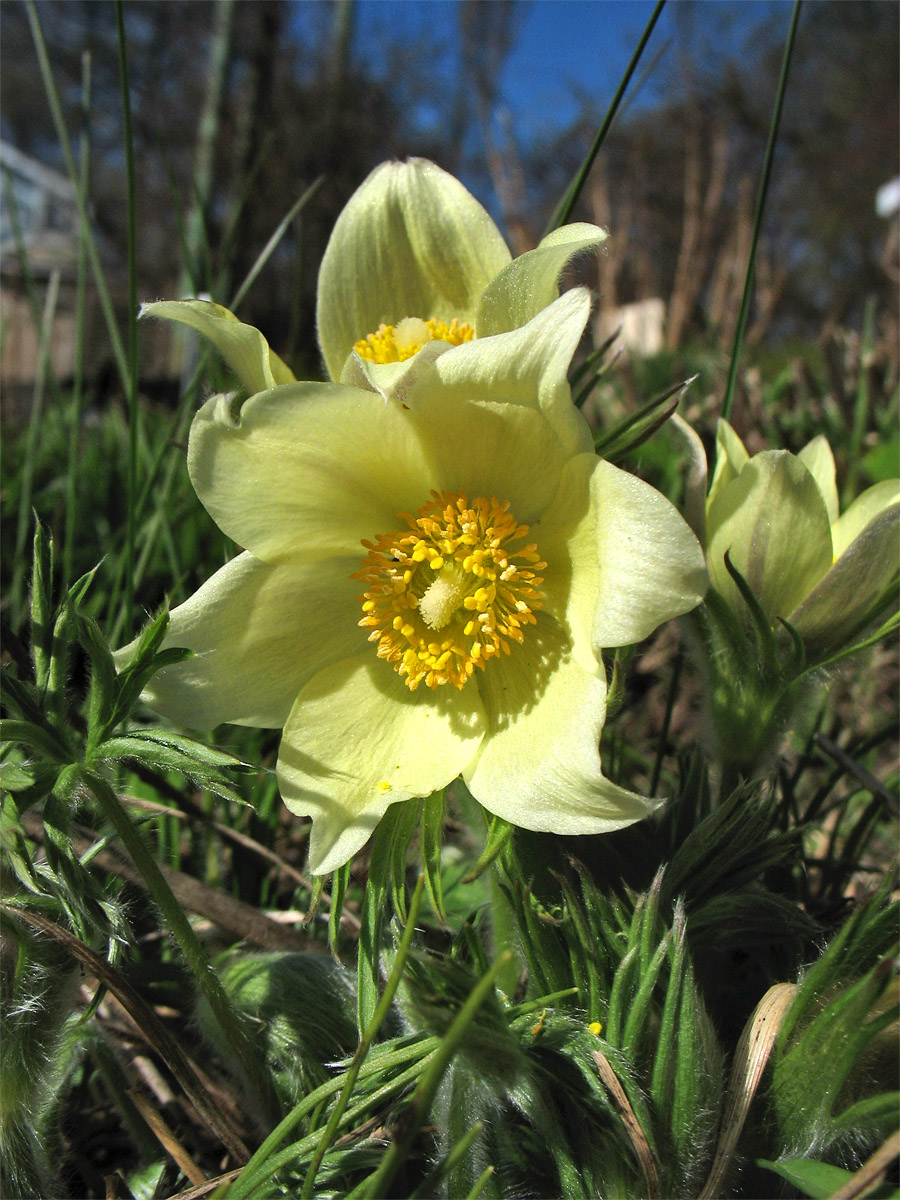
xmin=353 ymin=316 xmax=474 ymax=364
xmin=355 ymin=491 xmax=546 ymax=690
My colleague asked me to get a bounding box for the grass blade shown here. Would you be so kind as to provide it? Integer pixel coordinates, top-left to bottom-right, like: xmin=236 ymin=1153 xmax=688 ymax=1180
xmin=720 ymin=0 xmax=803 ymax=423
xmin=62 ymin=51 xmax=93 ymax=592
xmin=114 ymin=0 xmax=140 ymax=636
xmin=228 ymin=177 xmax=323 ymax=314
xmin=12 ymin=271 xmax=60 ymax=623
xmin=24 ymin=0 xmax=128 ymax=390
xmin=543 ymin=0 xmax=666 ymax=235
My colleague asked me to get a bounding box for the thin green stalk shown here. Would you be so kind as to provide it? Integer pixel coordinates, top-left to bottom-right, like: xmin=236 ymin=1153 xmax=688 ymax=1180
xmin=299 ymin=875 xmax=427 ymax=1199
xmin=465 ymin=1166 xmax=496 ymax=1199
xmin=720 ymin=0 xmax=802 ymax=423
xmin=114 ymin=0 xmax=140 ymax=636
xmin=25 ymin=0 xmax=128 ymax=389
xmin=843 ymin=294 xmax=876 ymax=505
xmin=180 ymin=0 xmax=235 ymax=297
xmin=232 ymin=1047 xmax=440 ymax=1197
xmin=489 ymin=863 xmax=521 ymax=998
xmin=63 ymin=51 xmax=93 ymax=592
xmin=410 ymin=1121 xmax=485 ymax=1199
xmin=355 ymin=951 xmax=514 ymax=1200
xmin=543 ymin=0 xmax=666 ymax=235
xmin=78 ymin=768 xmax=281 ymax=1127
xmin=234 ymin=1039 xmax=438 ymax=1195
xmin=0 ymin=169 xmax=62 ymax=409
xmin=13 ymin=271 xmax=60 ymax=623
xmin=155 ymin=135 xmax=200 ymax=295
xmin=215 ymin=130 xmax=276 ymax=297
xmin=228 ymin=177 xmax=323 ymax=313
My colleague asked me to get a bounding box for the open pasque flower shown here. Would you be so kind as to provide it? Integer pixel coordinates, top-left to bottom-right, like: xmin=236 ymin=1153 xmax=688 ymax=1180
xmin=706 ymin=420 xmax=899 ymax=663
xmin=316 ymin=157 xmax=607 ymax=383
xmin=129 ymin=290 xmax=706 ymax=874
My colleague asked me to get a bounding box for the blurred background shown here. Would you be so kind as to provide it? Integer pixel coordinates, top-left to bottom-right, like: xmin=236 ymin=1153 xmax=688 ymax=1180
xmin=2 ymin=0 xmax=897 ymax=405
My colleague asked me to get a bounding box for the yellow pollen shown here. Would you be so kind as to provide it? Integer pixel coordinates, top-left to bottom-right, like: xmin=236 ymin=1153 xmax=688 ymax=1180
xmin=353 ymin=316 xmax=475 ymax=364
xmin=354 ymin=491 xmax=546 ymax=691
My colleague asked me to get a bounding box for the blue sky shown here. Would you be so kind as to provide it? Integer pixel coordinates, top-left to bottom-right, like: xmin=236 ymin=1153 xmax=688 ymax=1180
xmin=498 ymin=1 xmax=672 ymax=133
xmin=352 ymin=0 xmax=673 ymax=137
xmin=346 ymin=1 xmax=776 ymax=143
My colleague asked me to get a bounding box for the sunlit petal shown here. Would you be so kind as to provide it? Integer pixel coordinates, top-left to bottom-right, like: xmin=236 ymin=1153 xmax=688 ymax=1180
xmin=278 ymin=654 xmax=485 ymax=874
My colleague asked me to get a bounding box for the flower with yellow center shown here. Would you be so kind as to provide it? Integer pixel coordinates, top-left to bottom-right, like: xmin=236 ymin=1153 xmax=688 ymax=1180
xmin=126 ymin=289 xmax=707 ymax=875
xmin=703 ymin=420 xmax=899 ymax=663
xmin=316 ymin=157 xmax=607 ymax=383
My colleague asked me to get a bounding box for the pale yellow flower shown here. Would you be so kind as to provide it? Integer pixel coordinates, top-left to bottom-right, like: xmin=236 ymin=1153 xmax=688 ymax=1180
xmin=129 ymin=290 xmax=706 ymax=875
xmin=705 ymin=420 xmax=899 ymax=661
xmin=316 ymin=157 xmax=607 ymax=383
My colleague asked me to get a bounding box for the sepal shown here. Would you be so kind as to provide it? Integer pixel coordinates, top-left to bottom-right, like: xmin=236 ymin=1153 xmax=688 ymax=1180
xmin=140 ymin=299 xmax=296 ymax=394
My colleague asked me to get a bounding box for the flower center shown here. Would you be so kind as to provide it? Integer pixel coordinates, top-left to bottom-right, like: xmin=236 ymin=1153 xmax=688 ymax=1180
xmin=353 ymin=316 xmax=474 ymax=364
xmin=354 ymin=491 xmax=546 ymax=690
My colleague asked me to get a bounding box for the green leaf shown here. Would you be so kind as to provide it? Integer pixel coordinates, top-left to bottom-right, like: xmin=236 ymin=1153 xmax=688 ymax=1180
xmin=357 ymin=801 xmax=418 ymax=1033
xmin=107 ymin=609 xmax=191 ymax=734
xmin=96 ymin=732 xmax=251 ymax=801
xmin=390 ymin=799 xmax=421 ymax=922
xmin=592 ymin=379 xmax=689 ymax=461
xmin=66 ymin=563 xmax=99 ymax=607
xmin=125 ymin=1161 xmax=167 ymax=1200
xmin=757 ymin=1156 xmax=859 ymax=1199
xmin=421 ymin=791 xmax=446 ymax=923
xmin=0 ymin=719 xmax=69 ymax=763
xmin=97 ymin=730 xmax=249 ymax=769
xmin=0 ymin=672 xmax=44 ymax=725
xmin=329 ymin=859 xmax=352 ymax=958
xmin=74 ymin=610 xmax=117 ymax=750
xmin=828 ymin=1090 xmax=900 ymax=1139
xmin=30 ymin=521 xmax=54 ymax=692
xmin=463 ymin=814 xmax=515 ymax=884
xmin=773 ymin=946 xmax=899 ymax=1155
xmin=1 ymin=793 xmax=40 ymax=892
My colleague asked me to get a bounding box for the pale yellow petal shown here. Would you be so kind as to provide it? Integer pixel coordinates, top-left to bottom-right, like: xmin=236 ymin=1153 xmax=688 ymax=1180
xmin=798 ymin=435 xmax=839 ymax=524
xmin=831 ymin=479 xmax=900 ymax=559
xmin=339 ymin=338 xmax=452 ymax=404
xmin=591 ymin=459 xmax=707 ymax=648
xmin=187 ymin=383 xmax=435 ymax=563
xmin=476 ymin=222 xmax=607 ymax=337
xmin=131 ymin=552 xmax=364 ymax=729
xmin=317 ymin=158 xmax=511 ymax=381
xmin=466 ymin=615 xmax=658 ymax=833
xmin=789 ymin=503 xmax=900 ymax=658
xmin=706 ymin=452 xmax=833 ymax=623
xmin=707 ymin=419 xmax=749 ymax=511
xmin=403 ymin=291 xmax=593 ymax=521
xmin=278 ymin=654 xmax=485 ymax=874
xmin=532 ymin=452 xmax=602 ymax=673
xmin=140 ymin=299 xmax=295 ymax=393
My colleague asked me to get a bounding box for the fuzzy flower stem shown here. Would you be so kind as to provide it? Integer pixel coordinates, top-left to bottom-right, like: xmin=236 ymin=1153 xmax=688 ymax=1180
xmin=300 ymin=875 xmax=427 ymax=1199
xmin=355 ymin=950 xmax=514 ymax=1199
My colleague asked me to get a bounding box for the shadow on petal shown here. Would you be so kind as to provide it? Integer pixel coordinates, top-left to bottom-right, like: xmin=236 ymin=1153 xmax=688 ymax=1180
xmin=476 ymin=612 xmax=574 ymax=733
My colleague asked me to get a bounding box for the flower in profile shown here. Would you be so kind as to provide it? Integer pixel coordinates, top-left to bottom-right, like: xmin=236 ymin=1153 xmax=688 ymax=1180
xmin=705 ymin=420 xmax=899 ymax=663
xmin=128 ymin=289 xmax=706 ymax=874
xmin=316 ymin=157 xmax=607 ymax=383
